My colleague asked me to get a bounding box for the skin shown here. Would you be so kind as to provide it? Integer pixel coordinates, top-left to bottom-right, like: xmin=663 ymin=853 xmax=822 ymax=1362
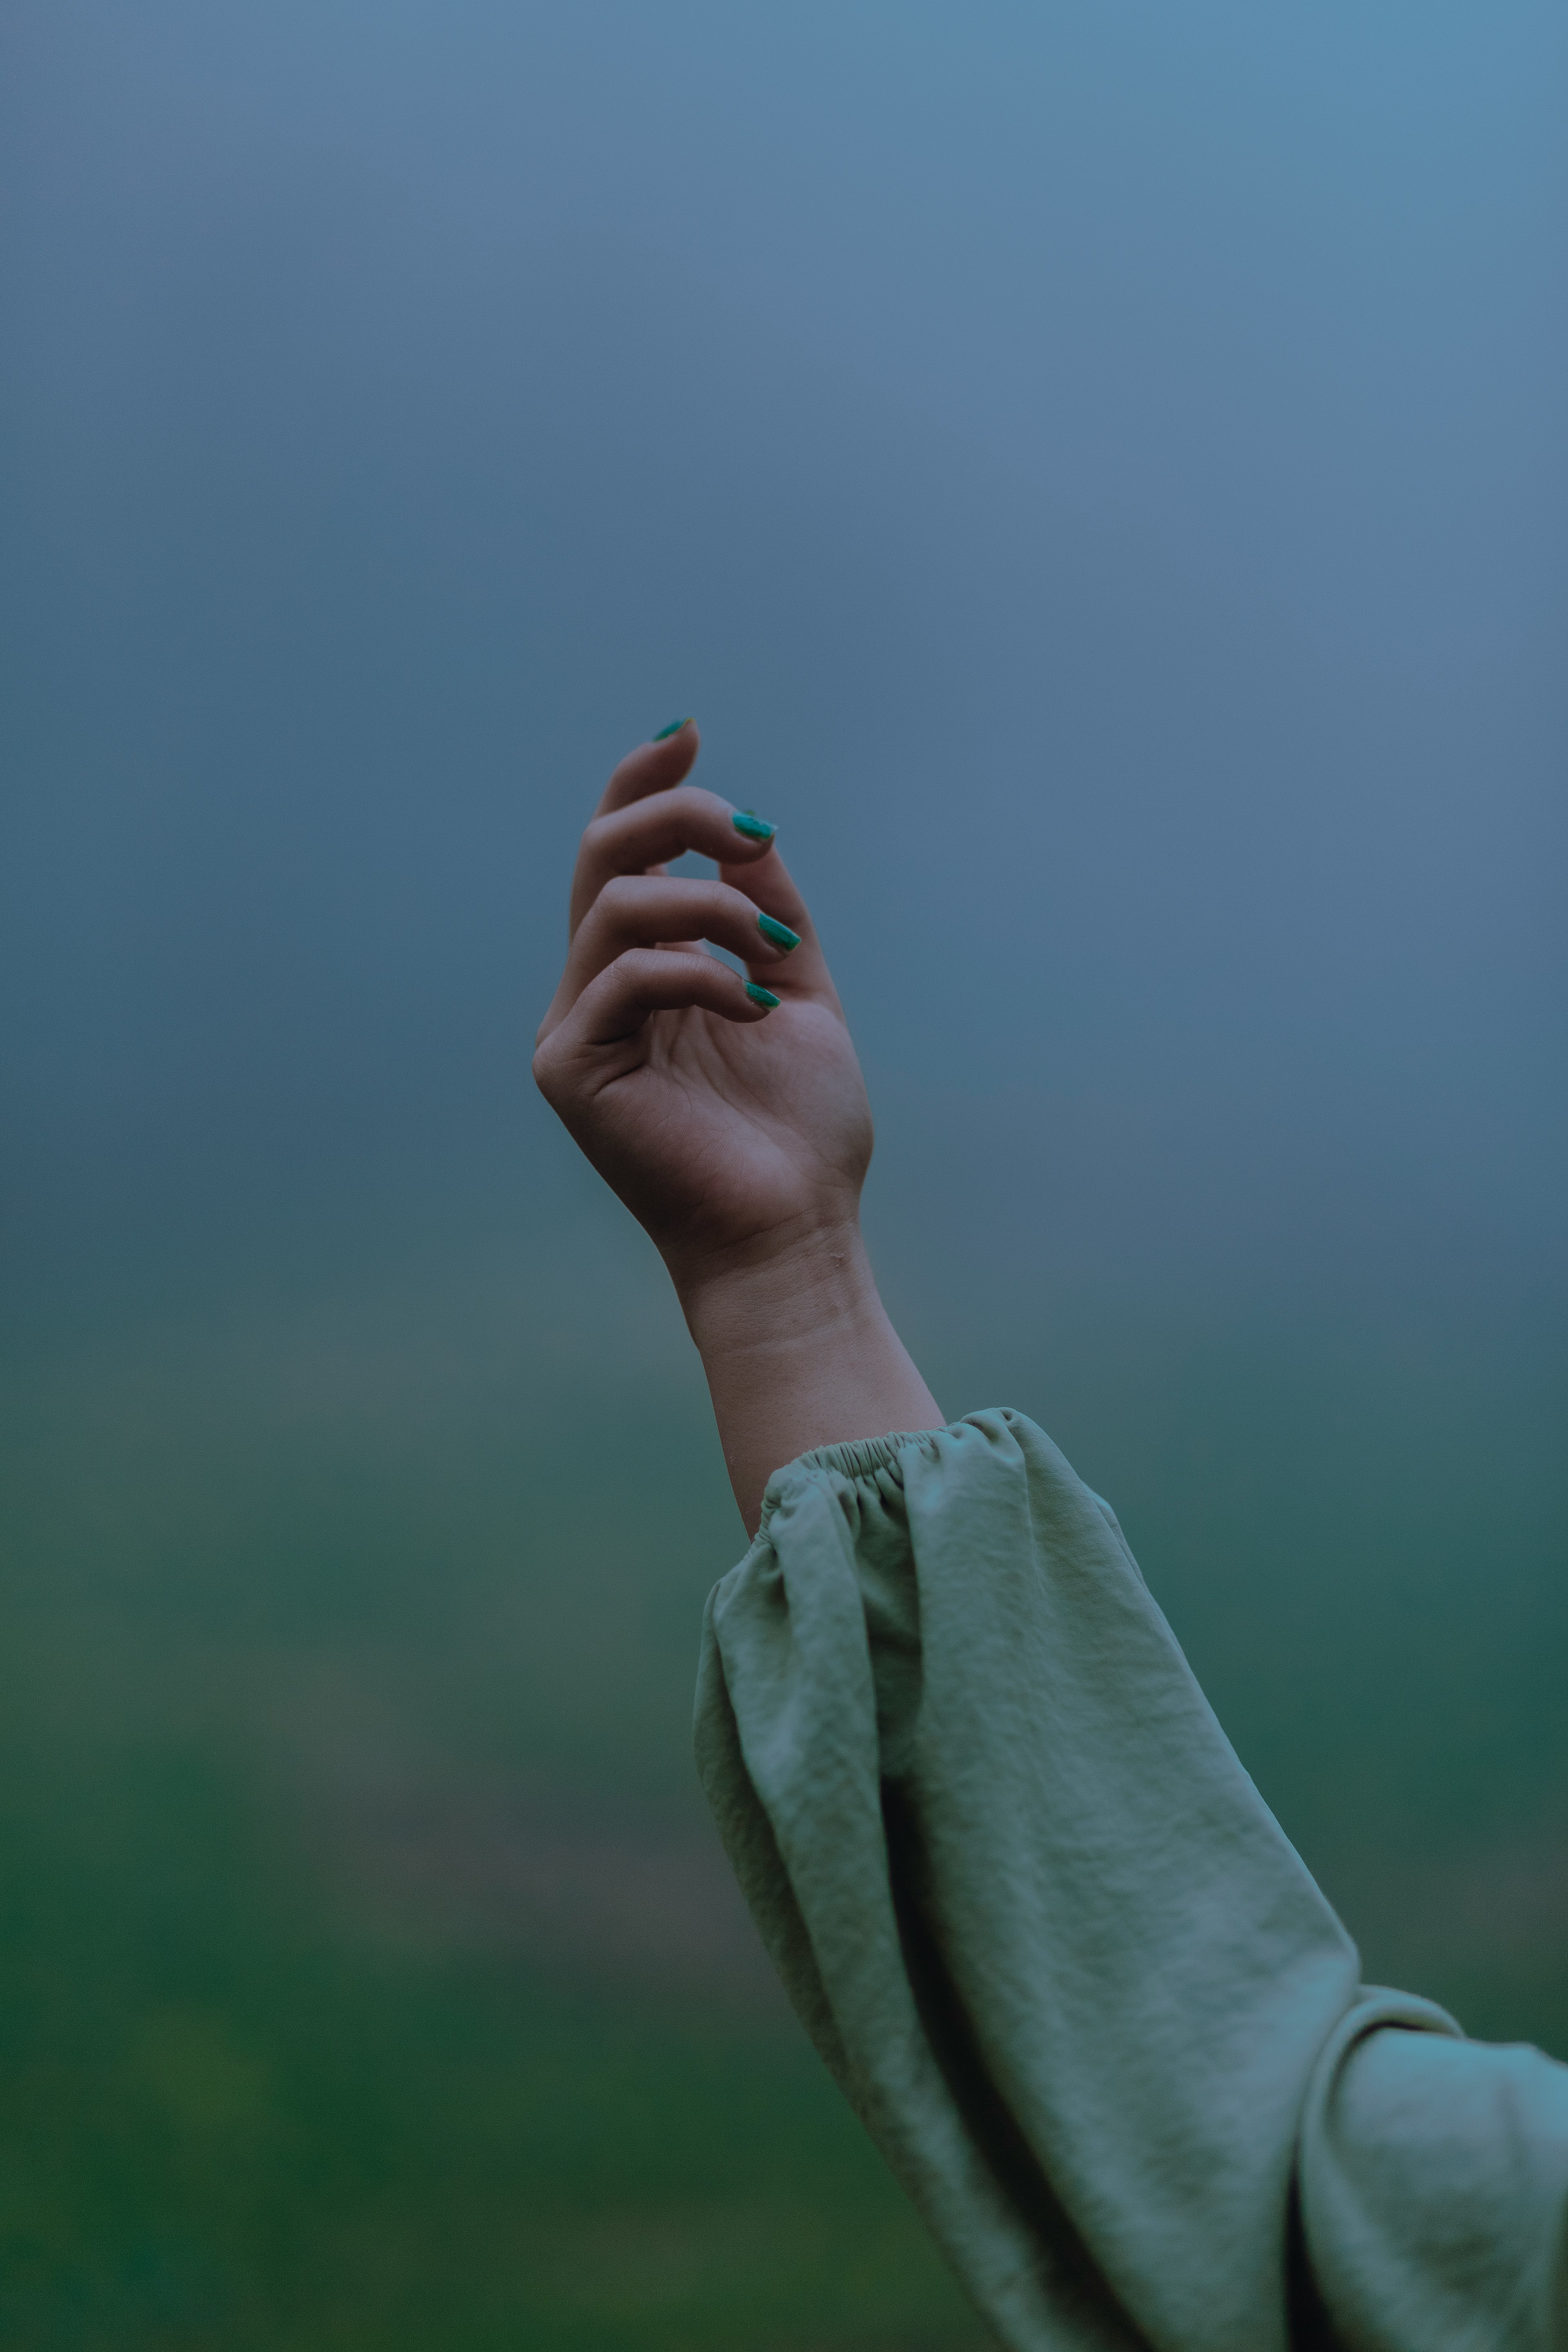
xmin=534 ymin=722 xmax=942 ymax=1533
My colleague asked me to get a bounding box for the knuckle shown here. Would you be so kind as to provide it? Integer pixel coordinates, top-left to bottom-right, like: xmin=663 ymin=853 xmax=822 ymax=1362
xmin=662 ymin=782 xmax=715 ymax=830
xmin=531 ymin=1036 xmax=565 ymax=1100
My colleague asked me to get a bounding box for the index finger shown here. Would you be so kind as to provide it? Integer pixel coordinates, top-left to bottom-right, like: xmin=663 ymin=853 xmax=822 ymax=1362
xmin=596 ymin=720 xmax=702 ymax=815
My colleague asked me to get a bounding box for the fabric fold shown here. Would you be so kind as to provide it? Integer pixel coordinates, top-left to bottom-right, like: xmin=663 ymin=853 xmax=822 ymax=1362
xmin=695 ymin=1408 xmax=1568 ymax=2350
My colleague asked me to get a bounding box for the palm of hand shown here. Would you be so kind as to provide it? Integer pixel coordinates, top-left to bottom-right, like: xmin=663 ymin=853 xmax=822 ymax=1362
xmin=535 ymin=726 xmax=874 ymax=1281
xmin=564 ymin=991 xmax=873 ymax=1265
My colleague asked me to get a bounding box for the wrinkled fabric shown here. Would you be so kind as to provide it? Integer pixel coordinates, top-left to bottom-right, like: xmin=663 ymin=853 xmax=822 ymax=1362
xmin=694 ymin=1408 xmax=1568 ymax=2350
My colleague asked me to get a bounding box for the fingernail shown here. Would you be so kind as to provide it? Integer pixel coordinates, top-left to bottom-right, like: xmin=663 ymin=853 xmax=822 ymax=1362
xmin=756 ymin=912 xmax=800 ymax=952
xmin=731 ymin=811 xmax=776 ymax=842
xmin=745 ymin=983 xmax=781 ymax=1011
xmin=652 ymin=716 xmax=693 ymax=741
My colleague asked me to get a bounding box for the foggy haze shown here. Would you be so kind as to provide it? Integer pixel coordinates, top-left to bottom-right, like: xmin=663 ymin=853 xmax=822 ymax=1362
xmin=4 ymin=0 xmax=1561 ymax=1348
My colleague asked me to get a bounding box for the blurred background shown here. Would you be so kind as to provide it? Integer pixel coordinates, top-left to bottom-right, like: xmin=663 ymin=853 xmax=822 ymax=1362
xmin=2 ymin=2 xmax=1564 ymax=2345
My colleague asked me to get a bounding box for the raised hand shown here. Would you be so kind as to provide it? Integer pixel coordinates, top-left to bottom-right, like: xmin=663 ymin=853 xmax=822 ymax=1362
xmin=533 ymin=722 xmax=873 ymax=1287
xmin=535 ymin=720 xmax=939 ymax=1527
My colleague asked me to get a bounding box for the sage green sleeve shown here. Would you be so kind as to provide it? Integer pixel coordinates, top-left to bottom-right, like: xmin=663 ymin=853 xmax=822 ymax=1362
xmin=693 ymin=1408 xmax=1568 ymax=2351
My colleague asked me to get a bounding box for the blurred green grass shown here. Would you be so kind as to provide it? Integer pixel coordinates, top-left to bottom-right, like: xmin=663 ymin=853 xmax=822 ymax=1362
xmin=0 ymin=1259 xmax=987 ymax=2350
xmin=0 ymin=1226 xmax=1563 ymax=2346
xmin=0 ymin=1737 xmax=979 ymax=2350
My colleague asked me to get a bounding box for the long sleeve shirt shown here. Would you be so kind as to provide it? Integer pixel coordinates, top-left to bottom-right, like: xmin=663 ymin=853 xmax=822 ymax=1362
xmin=694 ymin=1408 xmax=1568 ymax=2350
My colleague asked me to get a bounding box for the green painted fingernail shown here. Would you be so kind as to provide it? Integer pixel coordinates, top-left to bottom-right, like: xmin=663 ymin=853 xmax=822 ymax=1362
xmin=745 ymin=983 xmax=781 ymax=1011
xmin=652 ymin=716 xmax=693 ymax=741
xmin=756 ymin=912 xmax=800 ymax=952
xmin=731 ymin=811 xmax=776 ymax=842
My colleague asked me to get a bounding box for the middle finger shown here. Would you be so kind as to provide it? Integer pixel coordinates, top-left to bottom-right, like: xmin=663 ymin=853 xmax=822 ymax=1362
xmin=569 ymin=784 xmax=778 ymax=937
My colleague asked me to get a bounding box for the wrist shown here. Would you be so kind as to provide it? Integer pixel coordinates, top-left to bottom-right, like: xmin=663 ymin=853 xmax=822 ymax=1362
xmin=668 ymin=1216 xmax=879 ymax=1363
xmin=668 ymin=1216 xmax=944 ymax=1533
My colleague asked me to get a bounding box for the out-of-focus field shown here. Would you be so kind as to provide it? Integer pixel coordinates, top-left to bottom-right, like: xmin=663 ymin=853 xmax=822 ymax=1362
xmin=4 ymin=6 xmax=1561 ymax=2343
xmin=0 ymin=1232 xmax=987 ymax=2350
xmin=1 ymin=1209 xmax=1562 ymax=2350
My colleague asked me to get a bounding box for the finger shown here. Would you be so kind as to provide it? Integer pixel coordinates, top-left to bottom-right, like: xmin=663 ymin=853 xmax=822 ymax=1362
xmin=595 ymin=721 xmax=701 ymax=815
xmin=534 ymin=949 xmax=776 ymax=1078
xmin=570 ymin=784 xmax=780 ymax=935
xmin=543 ymin=877 xmax=807 ymax=1035
xmin=715 ymin=842 xmax=840 ymax=1001
xmin=715 ymin=841 xmax=811 ymax=941
xmin=554 ymin=877 xmax=802 ymax=1018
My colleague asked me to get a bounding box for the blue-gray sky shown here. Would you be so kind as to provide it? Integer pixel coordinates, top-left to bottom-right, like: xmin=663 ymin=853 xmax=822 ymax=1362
xmin=2 ymin=0 xmax=1563 ymax=1343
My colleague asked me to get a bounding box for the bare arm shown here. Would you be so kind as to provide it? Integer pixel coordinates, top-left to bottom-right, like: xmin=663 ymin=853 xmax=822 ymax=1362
xmin=532 ymin=722 xmax=940 ymax=1530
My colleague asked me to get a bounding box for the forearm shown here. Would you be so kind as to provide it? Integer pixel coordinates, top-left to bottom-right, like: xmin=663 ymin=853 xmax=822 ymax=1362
xmin=672 ymin=1221 xmax=942 ymax=1534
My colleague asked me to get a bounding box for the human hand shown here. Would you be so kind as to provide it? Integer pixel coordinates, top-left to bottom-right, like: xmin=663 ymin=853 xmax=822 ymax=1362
xmin=533 ymin=722 xmax=873 ymax=1298
xmin=534 ymin=719 xmax=940 ymax=1528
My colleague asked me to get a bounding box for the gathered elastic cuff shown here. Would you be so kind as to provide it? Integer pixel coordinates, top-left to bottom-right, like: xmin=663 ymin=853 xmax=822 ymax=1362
xmin=755 ymin=1428 xmax=943 ymax=1537
xmin=795 ymin=1426 xmax=947 ymax=1480
xmin=755 ymin=1415 xmax=998 ymax=1538
xmin=752 ymin=1408 xmax=1121 ymax=1551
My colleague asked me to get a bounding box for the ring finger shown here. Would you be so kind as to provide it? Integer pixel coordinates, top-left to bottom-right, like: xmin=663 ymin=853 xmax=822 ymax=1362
xmin=541 ymin=875 xmax=801 ymax=1036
